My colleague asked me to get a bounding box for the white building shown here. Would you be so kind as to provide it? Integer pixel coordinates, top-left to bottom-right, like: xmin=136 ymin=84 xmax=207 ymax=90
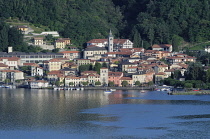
xmin=29 ymin=80 xmax=49 ymax=89
xmin=40 ymin=31 xmax=60 ymax=37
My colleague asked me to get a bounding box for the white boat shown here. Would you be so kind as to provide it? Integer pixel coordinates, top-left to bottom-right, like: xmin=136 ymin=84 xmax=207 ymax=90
xmin=104 ymin=87 xmax=112 ymax=93
xmin=104 ymin=90 xmax=112 ymax=93
xmin=140 ymin=90 xmax=146 ymax=93
xmin=110 ymin=89 xmax=116 ymax=91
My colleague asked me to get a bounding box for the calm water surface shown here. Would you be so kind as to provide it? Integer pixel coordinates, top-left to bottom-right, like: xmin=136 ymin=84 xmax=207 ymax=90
xmin=0 ymin=88 xmax=210 ymax=139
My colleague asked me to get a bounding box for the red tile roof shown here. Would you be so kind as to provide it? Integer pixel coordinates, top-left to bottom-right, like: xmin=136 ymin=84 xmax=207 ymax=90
xmin=60 ymin=51 xmax=79 ymax=54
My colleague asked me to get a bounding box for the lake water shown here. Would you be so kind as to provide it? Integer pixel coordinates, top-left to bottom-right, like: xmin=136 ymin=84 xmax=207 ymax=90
xmin=0 ymin=88 xmax=210 ymax=139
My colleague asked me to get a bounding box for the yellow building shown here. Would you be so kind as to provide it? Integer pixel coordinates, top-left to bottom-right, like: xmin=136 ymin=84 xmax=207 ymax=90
xmin=55 ymin=40 xmax=65 ymax=49
xmin=48 ymin=59 xmax=62 ymax=71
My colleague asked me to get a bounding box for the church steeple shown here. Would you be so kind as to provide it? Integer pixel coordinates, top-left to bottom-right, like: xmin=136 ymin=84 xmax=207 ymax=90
xmin=108 ymin=30 xmax=114 ymax=52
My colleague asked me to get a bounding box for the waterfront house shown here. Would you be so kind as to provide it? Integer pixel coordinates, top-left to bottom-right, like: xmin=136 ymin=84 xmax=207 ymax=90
xmin=119 ymin=77 xmax=133 ymax=87
xmin=108 ymin=71 xmax=123 ymax=86
xmin=155 ymin=72 xmax=169 ymax=84
xmin=132 ymin=73 xmax=146 ymax=85
xmin=0 ymin=70 xmax=24 ymax=82
xmin=65 ymin=76 xmax=81 ymax=86
xmin=29 ymin=80 xmax=49 ymax=89
xmin=47 ymin=70 xmax=62 ymax=82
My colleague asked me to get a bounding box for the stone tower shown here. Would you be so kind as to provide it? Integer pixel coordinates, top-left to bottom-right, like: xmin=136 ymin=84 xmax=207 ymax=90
xmin=100 ymin=67 xmax=108 ymax=86
xmin=108 ymin=30 xmax=114 ymax=52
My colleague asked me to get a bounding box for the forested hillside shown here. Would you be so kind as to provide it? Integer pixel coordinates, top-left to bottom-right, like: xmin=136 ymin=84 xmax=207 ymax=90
xmin=0 ymin=0 xmax=210 ymax=51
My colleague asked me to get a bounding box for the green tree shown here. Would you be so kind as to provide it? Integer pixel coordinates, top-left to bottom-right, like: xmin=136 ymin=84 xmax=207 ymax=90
xmin=94 ymin=62 xmax=102 ymax=74
xmin=4 ymin=79 xmax=10 ymax=84
xmin=172 ymin=35 xmax=184 ymax=52
xmin=133 ymin=27 xmax=141 ymax=48
xmin=102 ymin=62 xmax=108 ymax=68
xmin=95 ymin=81 xmax=101 ymax=86
xmin=55 ymin=81 xmax=61 ymax=86
xmin=69 ymin=82 xmax=74 ymax=86
xmin=134 ymin=81 xmax=141 ymax=86
xmin=148 ymin=81 xmax=154 ymax=86
xmin=184 ymin=83 xmax=193 ymax=90
xmin=81 ymin=81 xmax=89 ymax=86
xmin=79 ymin=64 xmax=91 ymax=73
xmin=121 ymin=81 xmax=128 ymax=87
xmin=108 ymin=81 xmax=114 ymax=87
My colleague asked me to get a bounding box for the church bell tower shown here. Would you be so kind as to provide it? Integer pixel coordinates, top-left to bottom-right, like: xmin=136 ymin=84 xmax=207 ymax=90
xmin=108 ymin=30 xmax=114 ymax=52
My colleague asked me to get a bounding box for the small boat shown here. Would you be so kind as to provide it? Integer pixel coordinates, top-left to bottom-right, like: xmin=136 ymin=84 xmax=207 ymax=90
xmin=110 ymin=89 xmax=116 ymax=91
xmin=104 ymin=87 xmax=112 ymax=93
xmin=104 ymin=90 xmax=112 ymax=93
xmin=140 ymin=90 xmax=146 ymax=93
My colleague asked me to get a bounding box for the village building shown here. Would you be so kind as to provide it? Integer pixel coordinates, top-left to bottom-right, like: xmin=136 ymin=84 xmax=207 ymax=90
xmin=34 ymin=37 xmax=44 ymax=45
xmin=65 ymin=76 xmax=81 ymax=86
xmin=29 ymin=80 xmax=49 ymax=89
xmin=0 ymin=52 xmax=64 ymax=64
xmin=166 ymin=53 xmax=196 ymax=64
xmin=0 ymin=57 xmax=21 ymax=69
xmin=41 ymin=31 xmax=60 ymax=37
xmin=119 ymin=77 xmax=133 ymax=87
xmin=48 ymin=59 xmax=62 ymax=71
xmin=54 ymin=39 xmax=65 ymax=49
xmin=75 ymin=59 xmax=92 ymax=66
xmin=0 ymin=63 xmax=8 ymax=70
xmin=108 ymin=72 xmax=123 ymax=86
xmin=60 ymin=51 xmax=80 ymax=60
xmin=100 ymin=67 xmax=109 ymax=85
xmin=154 ymin=72 xmax=169 ymax=84
xmin=0 ymin=70 xmax=24 ymax=82
xmin=152 ymin=44 xmax=173 ymax=52
xmin=17 ymin=25 xmax=29 ymax=34
xmin=58 ymin=38 xmax=71 ymax=45
xmin=83 ymin=47 xmax=107 ymax=60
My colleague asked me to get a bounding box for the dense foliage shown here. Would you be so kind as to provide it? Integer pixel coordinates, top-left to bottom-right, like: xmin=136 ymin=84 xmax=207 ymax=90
xmin=0 ymin=21 xmax=42 ymax=52
xmin=0 ymin=0 xmax=210 ymax=50
xmin=163 ymin=62 xmax=210 ymax=89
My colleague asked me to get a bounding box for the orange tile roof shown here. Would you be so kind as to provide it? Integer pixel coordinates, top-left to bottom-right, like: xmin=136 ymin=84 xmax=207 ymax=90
xmin=0 ymin=63 xmax=8 ymax=67
xmin=152 ymin=44 xmax=172 ymax=48
xmin=0 ymin=57 xmax=20 ymax=61
xmin=156 ymin=72 xmax=166 ymax=75
xmin=49 ymin=58 xmax=61 ymax=62
xmin=60 ymin=51 xmax=79 ymax=54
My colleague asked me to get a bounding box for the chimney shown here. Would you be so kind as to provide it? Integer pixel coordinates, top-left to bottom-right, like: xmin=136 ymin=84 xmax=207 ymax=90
xmin=8 ymin=46 xmax=13 ymax=53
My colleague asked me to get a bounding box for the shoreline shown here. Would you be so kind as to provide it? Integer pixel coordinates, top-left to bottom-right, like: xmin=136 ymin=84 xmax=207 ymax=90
xmin=168 ymin=91 xmax=210 ymax=95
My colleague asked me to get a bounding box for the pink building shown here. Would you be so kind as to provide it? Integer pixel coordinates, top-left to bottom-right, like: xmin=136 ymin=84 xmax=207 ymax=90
xmin=108 ymin=72 xmax=123 ymax=86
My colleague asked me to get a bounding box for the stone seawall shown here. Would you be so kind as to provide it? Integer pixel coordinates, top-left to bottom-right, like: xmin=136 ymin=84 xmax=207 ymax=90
xmin=84 ymin=86 xmax=154 ymax=90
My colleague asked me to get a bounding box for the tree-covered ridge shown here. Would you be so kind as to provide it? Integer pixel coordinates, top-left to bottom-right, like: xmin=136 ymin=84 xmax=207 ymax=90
xmin=0 ymin=0 xmax=210 ymax=50
xmin=0 ymin=0 xmax=123 ymax=46
xmin=114 ymin=0 xmax=210 ymax=49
